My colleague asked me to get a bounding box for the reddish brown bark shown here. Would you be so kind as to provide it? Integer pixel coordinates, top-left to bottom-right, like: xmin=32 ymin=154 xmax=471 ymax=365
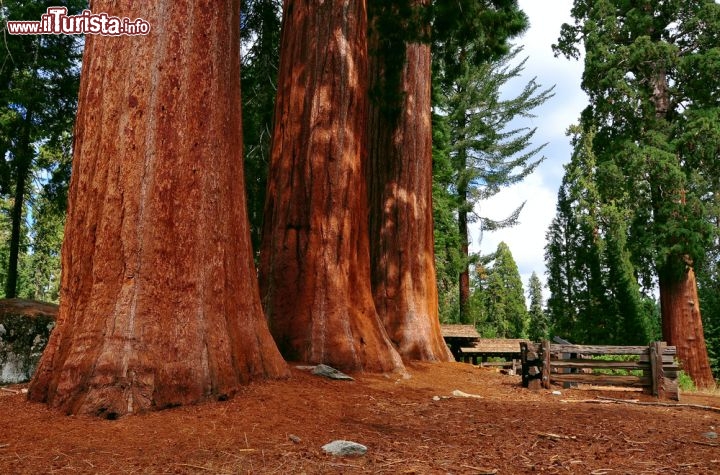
xmin=366 ymin=7 xmax=452 ymax=362
xmin=258 ymin=0 xmax=403 ymax=373
xmin=659 ymin=266 xmax=714 ymax=388
xmin=28 ymin=0 xmax=289 ymax=417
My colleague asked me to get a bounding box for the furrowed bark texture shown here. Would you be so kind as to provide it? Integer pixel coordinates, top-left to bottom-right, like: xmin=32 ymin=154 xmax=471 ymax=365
xmin=659 ymin=267 xmax=714 ymax=388
xmin=367 ymin=9 xmax=452 ymax=362
xmin=28 ymin=0 xmax=289 ymax=417
xmin=259 ymin=0 xmax=404 ymax=373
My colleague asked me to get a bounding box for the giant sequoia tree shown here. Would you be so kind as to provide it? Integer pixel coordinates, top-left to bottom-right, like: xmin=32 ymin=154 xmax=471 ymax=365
xmin=366 ymin=0 xmax=451 ymax=361
xmin=28 ymin=0 xmax=289 ymax=417
xmin=555 ymin=0 xmax=718 ymax=386
xmin=259 ymin=0 xmax=404 ymax=372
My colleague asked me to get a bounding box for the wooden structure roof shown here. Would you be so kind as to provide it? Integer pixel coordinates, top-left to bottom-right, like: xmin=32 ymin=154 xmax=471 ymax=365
xmin=440 ymin=324 xmax=481 ymax=339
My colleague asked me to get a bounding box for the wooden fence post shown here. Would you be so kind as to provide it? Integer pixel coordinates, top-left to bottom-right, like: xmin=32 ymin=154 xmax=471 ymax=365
xmin=653 ymin=341 xmax=666 ymax=399
xmin=541 ymin=339 xmax=551 ymax=389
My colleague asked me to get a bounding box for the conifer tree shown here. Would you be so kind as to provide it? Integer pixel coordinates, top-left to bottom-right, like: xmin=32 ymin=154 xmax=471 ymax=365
xmin=0 ymin=0 xmax=84 ymax=298
xmin=476 ymin=242 xmax=528 ymax=338
xmin=527 ymin=271 xmax=548 ymax=342
xmin=545 ymin=125 xmax=655 ymax=345
xmin=433 ymin=46 xmax=553 ymax=321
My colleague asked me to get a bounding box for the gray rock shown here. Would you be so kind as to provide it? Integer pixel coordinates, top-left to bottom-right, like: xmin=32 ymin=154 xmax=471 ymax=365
xmin=702 ymin=432 xmax=717 ymax=440
xmin=1 ymin=303 xmax=57 ymax=384
xmin=321 ymin=440 xmax=367 ymax=457
xmin=311 ymin=364 xmax=354 ymax=380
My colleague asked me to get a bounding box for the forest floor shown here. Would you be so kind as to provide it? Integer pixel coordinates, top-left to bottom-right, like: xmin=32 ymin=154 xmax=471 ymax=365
xmin=1 ymin=362 xmax=719 ymax=474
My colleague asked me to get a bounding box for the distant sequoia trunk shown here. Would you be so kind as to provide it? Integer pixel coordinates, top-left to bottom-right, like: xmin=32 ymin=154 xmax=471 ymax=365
xmin=367 ymin=0 xmax=452 ymax=362
xmin=28 ymin=0 xmax=289 ymax=417
xmin=259 ymin=0 xmax=404 ymax=373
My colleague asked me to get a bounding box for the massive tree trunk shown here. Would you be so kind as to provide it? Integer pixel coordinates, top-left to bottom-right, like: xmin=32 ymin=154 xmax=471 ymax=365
xmin=366 ymin=5 xmax=451 ymax=361
xmin=259 ymin=0 xmax=403 ymax=373
xmin=28 ymin=0 xmax=289 ymax=417
xmin=659 ymin=266 xmax=714 ymax=388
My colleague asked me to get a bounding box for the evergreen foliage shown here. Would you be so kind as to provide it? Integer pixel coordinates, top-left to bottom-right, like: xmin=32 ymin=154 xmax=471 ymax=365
xmin=527 ymin=271 xmax=548 ymax=341
xmin=432 ymin=44 xmax=553 ymax=322
xmin=552 ymin=1 xmax=719 ymax=383
xmin=0 ymin=1 xmax=83 ymax=298
xmin=545 ymin=125 xmax=657 ymax=345
xmin=554 ymin=0 xmax=717 ymax=289
xmin=472 ymin=242 xmax=528 ymax=338
xmin=241 ymin=0 xmax=283 ymax=258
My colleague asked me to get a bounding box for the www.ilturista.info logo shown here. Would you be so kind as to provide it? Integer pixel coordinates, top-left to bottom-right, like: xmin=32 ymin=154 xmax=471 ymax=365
xmin=6 ymin=7 xmax=150 ymax=36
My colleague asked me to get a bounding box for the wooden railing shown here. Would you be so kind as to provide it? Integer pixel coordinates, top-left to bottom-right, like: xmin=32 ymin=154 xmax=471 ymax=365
xmin=521 ymin=341 xmax=679 ymax=400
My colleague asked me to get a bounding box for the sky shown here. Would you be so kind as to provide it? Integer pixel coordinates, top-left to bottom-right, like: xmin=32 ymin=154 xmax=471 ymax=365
xmin=472 ymin=0 xmax=588 ymax=301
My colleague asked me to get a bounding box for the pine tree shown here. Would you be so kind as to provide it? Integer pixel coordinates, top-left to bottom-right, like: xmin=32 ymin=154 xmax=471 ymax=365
xmin=433 ymin=45 xmax=553 ymax=321
xmin=476 ymin=242 xmax=528 ymax=338
xmin=527 ymin=271 xmax=548 ymax=342
xmin=545 ymin=125 xmax=656 ymax=345
xmin=555 ymin=0 xmax=717 ymax=386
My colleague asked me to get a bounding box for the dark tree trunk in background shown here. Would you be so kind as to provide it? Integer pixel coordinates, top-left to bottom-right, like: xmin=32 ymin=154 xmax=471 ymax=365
xmin=28 ymin=0 xmax=289 ymax=417
xmin=259 ymin=0 xmax=404 ymax=373
xmin=5 ymin=132 xmax=31 ymax=299
xmin=367 ymin=1 xmax=452 ymax=361
xmin=458 ymin=189 xmax=470 ymax=322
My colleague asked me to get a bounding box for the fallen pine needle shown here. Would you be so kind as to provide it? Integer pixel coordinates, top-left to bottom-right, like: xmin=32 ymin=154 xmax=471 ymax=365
xmin=0 ymin=388 xmax=19 ymax=394
xmin=460 ymin=465 xmax=497 ymax=474
xmin=590 ymin=470 xmax=613 ymax=475
xmin=534 ymin=431 xmax=577 ymax=441
xmin=0 ymin=444 xmax=9 ymax=449
xmin=174 ymin=463 xmax=227 ymax=473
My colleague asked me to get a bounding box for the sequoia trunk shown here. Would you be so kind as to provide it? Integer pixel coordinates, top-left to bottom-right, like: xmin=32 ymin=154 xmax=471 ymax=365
xmin=28 ymin=0 xmax=289 ymax=417
xmin=259 ymin=0 xmax=403 ymax=373
xmin=366 ymin=5 xmax=452 ymax=361
xmin=659 ymin=266 xmax=714 ymax=388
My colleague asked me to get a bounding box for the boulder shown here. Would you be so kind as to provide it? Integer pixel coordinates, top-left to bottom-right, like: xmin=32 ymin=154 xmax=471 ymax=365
xmin=0 ymin=299 xmax=57 ymax=384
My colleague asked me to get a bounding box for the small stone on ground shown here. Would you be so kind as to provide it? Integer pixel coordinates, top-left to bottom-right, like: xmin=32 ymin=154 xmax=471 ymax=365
xmin=321 ymin=440 xmax=367 ymax=456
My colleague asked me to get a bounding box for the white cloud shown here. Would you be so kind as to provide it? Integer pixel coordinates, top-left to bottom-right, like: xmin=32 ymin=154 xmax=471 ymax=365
xmin=470 ymin=172 xmax=557 ymax=299
xmin=467 ymin=0 xmax=586 ymax=301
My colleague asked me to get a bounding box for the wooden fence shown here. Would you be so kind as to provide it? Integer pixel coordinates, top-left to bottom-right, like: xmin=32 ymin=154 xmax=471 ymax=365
xmin=521 ymin=341 xmax=679 ymax=400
